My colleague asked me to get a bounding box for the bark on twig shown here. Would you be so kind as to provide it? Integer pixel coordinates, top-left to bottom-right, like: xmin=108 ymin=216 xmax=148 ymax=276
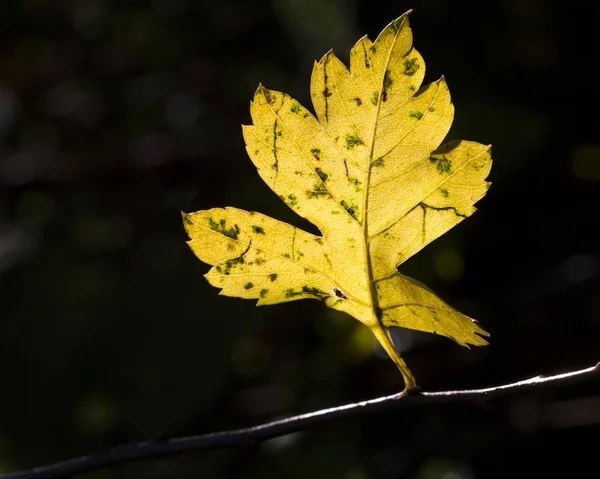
xmin=3 ymin=363 xmax=598 ymax=479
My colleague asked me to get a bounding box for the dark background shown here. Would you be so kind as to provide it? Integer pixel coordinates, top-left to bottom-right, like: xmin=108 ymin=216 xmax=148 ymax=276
xmin=1 ymin=0 xmax=599 ymax=477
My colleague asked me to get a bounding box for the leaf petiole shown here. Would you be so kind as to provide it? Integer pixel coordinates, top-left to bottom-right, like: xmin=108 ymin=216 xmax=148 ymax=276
xmin=371 ymin=325 xmax=417 ymax=391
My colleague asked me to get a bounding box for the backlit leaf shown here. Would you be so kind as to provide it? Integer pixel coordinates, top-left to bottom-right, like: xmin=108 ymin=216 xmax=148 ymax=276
xmin=183 ymin=11 xmax=492 ymax=390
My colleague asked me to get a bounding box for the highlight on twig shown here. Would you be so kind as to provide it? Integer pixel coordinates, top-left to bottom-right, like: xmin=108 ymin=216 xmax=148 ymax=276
xmin=1 ymin=363 xmax=597 ymax=479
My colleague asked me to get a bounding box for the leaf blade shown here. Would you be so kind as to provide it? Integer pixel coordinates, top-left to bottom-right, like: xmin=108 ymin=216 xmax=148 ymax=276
xmin=184 ymin=11 xmax=493 ymax=388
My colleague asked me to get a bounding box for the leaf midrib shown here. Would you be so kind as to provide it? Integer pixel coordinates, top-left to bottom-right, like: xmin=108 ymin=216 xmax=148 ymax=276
xmin=363 ymin=19 xmax=406 ymax=320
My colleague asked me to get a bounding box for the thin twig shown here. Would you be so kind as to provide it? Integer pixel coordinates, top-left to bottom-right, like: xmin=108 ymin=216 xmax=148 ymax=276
xmin=3 ymin=363 xmax=598 ymax=479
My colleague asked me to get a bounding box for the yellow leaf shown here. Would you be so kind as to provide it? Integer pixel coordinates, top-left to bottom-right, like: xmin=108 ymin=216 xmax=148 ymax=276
xmin=183 ymin=11 xmax=492 ymax=390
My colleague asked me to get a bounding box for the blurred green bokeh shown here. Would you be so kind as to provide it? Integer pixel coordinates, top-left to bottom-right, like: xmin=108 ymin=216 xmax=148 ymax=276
xmin=0 ymin=0 xmax=599 ymax=477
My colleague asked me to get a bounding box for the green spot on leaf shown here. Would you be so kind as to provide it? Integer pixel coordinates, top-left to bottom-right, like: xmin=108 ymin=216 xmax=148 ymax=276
xmin=290 ymin=102 xmax=301 ymax=113
xmin=302 ymin=286 xmax=329 ymax=300
xmin=345 ymin=134 xmax=363 ymax=150
xmin=371 ymin=92 xmax=379 ymax=105
xmin=409 ymin=111 xmax=423 ymax=120
xmin=373 ymin=157 xmax=384 ymax=167
xmin=381 ymin=70 xmax=393 ymax=102
xmin=470 ymin=160 xmax=486 ymax=172
xmin=286 ymin=194 xmax=298 ymax=207
xmin=436 ymin=159 xmax=453 ymax=174
xmin=309 ymin=183 xmax=330 ymax=198
xmin=429 ymin=156 xmax=453 ymax=174
xmin=315 ymin=168 xmax=329 ymax=182
xmin=285 ymin=288 xmax=301 ymax=298
xmin=383 ymin=70 xmax=393 ymax=89
xmin=403 ymin=58 xmax=420 ymax=76
xmin=244 ymin=282 xmax=254 ymax=290
xmin=221 ymin=256 xmax=245 ymax=275
xmin=350 ymin=177 xmax=362 ymax=192
xmin=440 ymin=188 xmax=449 ymax=198
xmin=268 ymin=273 xmax=278 ymax=282
xmin=252 ymin=226 xmax=265 ymax=234
xmin=260 ymin=289 xmax=268 ymax=298
xmin=311 ymin=148 xmax=321 ymax=160
xmin=209 ymin=217 xmax=240 ymax=240
xmin=341 ymin=200 xmax=359 ymax=221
